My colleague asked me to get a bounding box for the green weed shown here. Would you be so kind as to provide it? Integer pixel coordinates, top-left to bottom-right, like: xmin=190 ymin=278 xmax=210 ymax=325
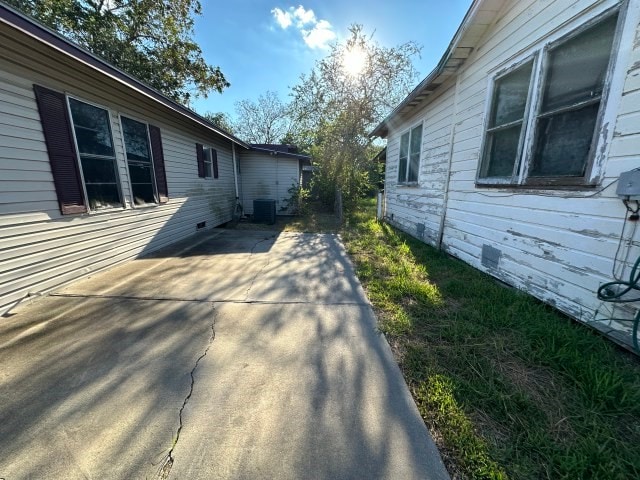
xmin=342 ymin=200 xmax=640 ymax=479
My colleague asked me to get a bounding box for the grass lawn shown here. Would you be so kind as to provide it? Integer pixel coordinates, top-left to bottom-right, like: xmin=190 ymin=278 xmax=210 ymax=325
xmin=341 ymin=199 xmax=640 ymax=480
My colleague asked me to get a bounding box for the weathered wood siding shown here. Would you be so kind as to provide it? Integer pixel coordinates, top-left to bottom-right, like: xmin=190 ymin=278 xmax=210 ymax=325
xmin=239 ymin=152 xmax=299 ymax=215
xmin=385 ymin=81 xmax=456 ymax=245
xmin=0 ymin=35 xmax=237 ymax=314
xmin=384 ymin=0 xmax=640 ymax=341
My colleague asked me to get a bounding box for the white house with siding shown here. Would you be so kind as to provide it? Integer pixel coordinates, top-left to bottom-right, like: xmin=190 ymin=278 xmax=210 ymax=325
xmin=0 ymin=4 xmax=250 ymax=315
xmin=372 ymin=0 xmax=640 ymax=349
xmin=239 ymin=144 xmax=309 ymax=216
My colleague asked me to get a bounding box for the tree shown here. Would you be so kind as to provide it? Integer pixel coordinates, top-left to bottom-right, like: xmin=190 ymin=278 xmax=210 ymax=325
xmin=232 ymin=90 xmax=297 ymax=144
xmin=7 ymin=0 xmax=229 ymax=104
xmin=291 ymin=25 xmax=420 ymax=210
xmin=203 ymin=112 xmax=234 ymax=133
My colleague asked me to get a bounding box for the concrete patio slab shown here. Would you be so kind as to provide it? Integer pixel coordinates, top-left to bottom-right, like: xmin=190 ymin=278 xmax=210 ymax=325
xmin=0 ymin=295 xmax=214 ymax=479
xmin=0 ymin=228 xmax=448 ymax=480
xmin=58 ymin=231 xmax=368 ymax=304
xmin=169 ymin=302 xmax=445 ymax=480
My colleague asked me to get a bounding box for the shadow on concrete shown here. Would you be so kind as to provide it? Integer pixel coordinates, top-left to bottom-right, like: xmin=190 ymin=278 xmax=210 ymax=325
xmin=167 ymin=231 xmax=447 ymax=479
xmin=175 ymin=304 xmax=444 ymax=479
xmin=0 ymin=229 xmax=446 ymax=479
xmin=0 ymin=297 xmax=214 ymax=478
xmin=0 ymin=185 xmax=238 ymax=316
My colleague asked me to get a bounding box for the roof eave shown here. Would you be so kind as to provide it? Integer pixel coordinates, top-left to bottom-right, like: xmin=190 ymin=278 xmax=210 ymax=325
xmin=370 ymin=0 xmax=504 ymax=138
xmin=248 ymin=146 xmax=311 ymax=160
xmin=0 ymin=3 xmax=249 ymax=149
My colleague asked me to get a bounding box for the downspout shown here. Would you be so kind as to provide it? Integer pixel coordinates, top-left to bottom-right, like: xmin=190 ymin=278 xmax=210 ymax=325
xmin=232 ymin=142 xmax=239 ymax=200
xmin=437 ymin=72 xmax=462 ymax=250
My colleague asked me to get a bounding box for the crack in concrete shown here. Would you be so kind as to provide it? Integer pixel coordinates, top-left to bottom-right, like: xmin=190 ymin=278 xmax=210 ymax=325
xmin=156 ymin=313 xmax=216 ymax=480
xmin=244 ymin=234 xmax=276 ymax=301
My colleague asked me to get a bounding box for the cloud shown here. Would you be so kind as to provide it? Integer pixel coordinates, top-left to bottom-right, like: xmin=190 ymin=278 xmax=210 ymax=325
xmin=301 ymin=20 xmax=336 ymax=49
xmin=292 ymin=5 xmax=316 ymax=27
xmin=272 ymin=7 xmax=292 ymax=29
xmin=271 ymin=5 xmax=336 ymax=49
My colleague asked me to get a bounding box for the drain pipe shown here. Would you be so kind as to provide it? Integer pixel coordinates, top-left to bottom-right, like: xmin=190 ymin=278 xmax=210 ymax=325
xmin=232 ymin=142 xmax=240 ymax=201
xmin=437 ymin=72 xmax=462 ymax=250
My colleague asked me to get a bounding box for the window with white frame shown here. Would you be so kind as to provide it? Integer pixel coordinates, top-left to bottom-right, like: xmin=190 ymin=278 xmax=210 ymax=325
xmin=398 ymin=123 xmax=422 ymax=183
xmin=121 ymin=116 xmax=157 ymax=205
xmin=477 ymin=10 xmax=620 ymax=187
xmin=68 ymin=98 xmax=122 ymax=209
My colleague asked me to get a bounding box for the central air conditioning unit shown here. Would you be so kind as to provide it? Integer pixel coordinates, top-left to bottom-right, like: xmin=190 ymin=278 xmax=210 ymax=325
xmin=253 ymin=199 xmax=276 ymax=225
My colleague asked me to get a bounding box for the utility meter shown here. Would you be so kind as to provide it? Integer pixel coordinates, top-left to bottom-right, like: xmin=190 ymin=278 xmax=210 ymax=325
xmin=617 ymin=170 xmax=640 ymax=200
xmin=617 ymin=170 xmax=640 ymax=220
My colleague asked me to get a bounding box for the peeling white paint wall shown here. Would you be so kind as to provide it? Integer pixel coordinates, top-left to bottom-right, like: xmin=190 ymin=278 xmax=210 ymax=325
xmin=384 ymin=0 xmax=640 ymax=343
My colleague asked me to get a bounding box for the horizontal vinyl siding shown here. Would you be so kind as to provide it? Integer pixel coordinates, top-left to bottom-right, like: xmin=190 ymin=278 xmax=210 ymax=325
xmin=0 ymin=69 xmax=57 ymax=219
xmin=276 ymin=158 xmax=300 ymax=214
xmin=0 ymin=47 xmax=237 ymax=314
xmin=239 ymin=153 xmax=299 ymax=215
xmin=383 ymin=0 xmax=640 ymax=339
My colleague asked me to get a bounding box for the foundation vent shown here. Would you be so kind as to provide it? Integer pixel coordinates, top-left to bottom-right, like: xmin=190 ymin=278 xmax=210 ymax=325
xmin=481 ymin=244 xmax=501 ymax=270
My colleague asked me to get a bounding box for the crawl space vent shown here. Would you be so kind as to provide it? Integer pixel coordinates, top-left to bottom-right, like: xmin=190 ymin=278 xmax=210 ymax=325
xmin=481 ymin=244 xmax=501 ymax=269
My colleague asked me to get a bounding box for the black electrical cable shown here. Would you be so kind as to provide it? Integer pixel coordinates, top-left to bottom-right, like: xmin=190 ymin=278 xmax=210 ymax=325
xmin=612 ymin=213 xmax=629 ymax=281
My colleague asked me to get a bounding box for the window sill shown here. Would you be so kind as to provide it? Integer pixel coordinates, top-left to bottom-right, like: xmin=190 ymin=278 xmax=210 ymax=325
xmin=475 ymin=181 xmax=597 ymax=192
xmin=474 ymin=182 xmax=601 ymax=197
xmin=397 ymin=182 xmax=420 ymax=188
xmin=77 ymin=205 xmax=126 ymax=216
xmin=131 ymin=202 xmax=160 ymax=209
xmin=87 ymin=204 xmax=125 ymax=214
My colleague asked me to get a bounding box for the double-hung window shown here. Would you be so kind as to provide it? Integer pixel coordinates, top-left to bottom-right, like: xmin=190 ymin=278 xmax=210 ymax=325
xmin=68 ymin=98 xmax=122 ymax=209
xmin=34 ymin=85 xmax=169 ymax=215
xmin=121 ymin=116 xmax=157 ymax=205
xmin=479 ymin=60 xmax=534 ymax=180
xmin=197 ymin=144 xmax=218 ymax=179
xmin=203 ymin=148 xmax=214 ymax=178
xmin=398 ymin=123 xmax=423 ymax=184
xmin=478 ymin=10 xmax=621 ymax=187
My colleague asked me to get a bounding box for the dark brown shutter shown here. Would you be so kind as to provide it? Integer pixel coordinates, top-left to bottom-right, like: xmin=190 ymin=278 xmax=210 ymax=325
xmin=196 ymin=143 xmax=204 ymax=177
xmin=149 ymin=124 xmax=168 ymax=203
xmin=212 ymin=149 xmax=219 ymax=178
xmin=33 ymin=85 xmax=87 ymax=214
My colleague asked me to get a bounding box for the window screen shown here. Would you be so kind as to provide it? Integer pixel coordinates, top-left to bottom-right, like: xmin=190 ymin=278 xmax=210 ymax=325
xmin=530 ymin=14 xmax=618 ymax=178
xmin=408 ymin=124 xmax=422 ymax=182
xmin=68 ymin=98 xmax=121 ymax=209
xmin=480 ymin=61 xmax=533 ymax=179
xmin=203 ymin=148 xmax=213 ymax=178
xmin=122 ymin=116 xmax=156 ymax=205
xmin=398 ymin=132 xmax=409 ymax=182
xmin=476 ymin=11 xmax=620 ymax=186
xmin=398 ymin=125 xmax=422 ymax=183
